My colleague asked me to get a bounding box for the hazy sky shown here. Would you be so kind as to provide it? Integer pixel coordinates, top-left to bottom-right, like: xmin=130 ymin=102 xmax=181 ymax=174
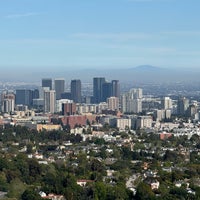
xmin=1 ymin=0 xmax=200 ymax=71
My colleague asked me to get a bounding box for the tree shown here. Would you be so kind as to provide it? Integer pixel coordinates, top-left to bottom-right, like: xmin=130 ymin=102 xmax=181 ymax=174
xmin=135 ymin=182 xmax=155 ymax=200
xmin=28 ymin=159 xmax=42 ymax=183
xmin=90 ymin=159 xmax=104 ymax=173
xmin=94 ymin=182 xmax=106 ymax=200
xmin=7 ymin=178 xmax=26 ymax=199
xmin=21 ymin=189 xmax=43 ymax=200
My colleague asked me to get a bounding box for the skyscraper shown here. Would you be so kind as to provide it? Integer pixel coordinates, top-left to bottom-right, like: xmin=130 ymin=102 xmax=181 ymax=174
xmin=71 ymin=80 xmax=81 ymax=103
xmin=16 ymin=89 xmax=32 ymax=106
xmin=177 ymin=97 xmax=189 ymax=116
xmin=44 ymin=89 xmax=56 ymax=113
xmin=42 ymin=78 xmax=52 ymax=90
xmin=93 ymin=77 xmax=105 ymax=103
xmin=54 ymin=78 xmax=65 ymax=100
xmin=102 ymin=82 xmax=112 ymax=102
xmin=112 ymin=80 xmax=120 ymax=98
xmin=15 ymin=89 xmax=39 ymax=107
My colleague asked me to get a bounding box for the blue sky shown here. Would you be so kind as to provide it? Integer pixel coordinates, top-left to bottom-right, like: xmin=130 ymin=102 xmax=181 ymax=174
xmin=0 ymin=0 xmax=200 ymax=71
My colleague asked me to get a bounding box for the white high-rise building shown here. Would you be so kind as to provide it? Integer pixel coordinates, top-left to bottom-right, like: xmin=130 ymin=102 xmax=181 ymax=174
xmin=120 ymin=88 xmax=143 ymax=113
xmin=129 ymin=88 xmax=143 ymax=99
xmin=162 ymin=97 xmax=172 ymax=110
xmin=120 ymin=94 xmax=128 ymax=113
xmin=1 ymin=93 xmax=15 ymax=113
xmin=107 ymin=97 xmax=119 ymax=111
xmin=2 ymin=99 xmax=15 ymax=113
xmin=44 ymin=90 xmax=56 ymax=113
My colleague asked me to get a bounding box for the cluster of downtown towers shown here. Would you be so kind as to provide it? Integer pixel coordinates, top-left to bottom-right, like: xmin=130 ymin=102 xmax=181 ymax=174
xmin=41 ymin=78 xmax=120 ymax=103
xmin=14 ymin=78 xmax=120 ymax=113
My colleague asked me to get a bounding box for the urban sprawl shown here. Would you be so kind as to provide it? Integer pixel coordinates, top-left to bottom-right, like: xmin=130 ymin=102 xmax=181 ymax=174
xmin=0 ymin=77 xmax=199 ymax=200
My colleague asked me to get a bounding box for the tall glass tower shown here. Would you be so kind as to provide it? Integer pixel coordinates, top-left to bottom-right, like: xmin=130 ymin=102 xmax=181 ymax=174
xmin=54 ymin=78 xmax=65 ymax=100
xmin=71 ymin=79 xmax=81 ymax=103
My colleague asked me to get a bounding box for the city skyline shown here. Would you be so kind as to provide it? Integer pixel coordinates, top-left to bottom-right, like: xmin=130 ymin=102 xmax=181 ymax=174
xmin=1 ymin=0 xmax=200 ymax=75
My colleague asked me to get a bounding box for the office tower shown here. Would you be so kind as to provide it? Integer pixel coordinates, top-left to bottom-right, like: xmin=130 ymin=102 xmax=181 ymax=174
xmin=15 ymin=89 xmax=39 ymax=107
xmin=62 ymin=102 xmax=76 ymax=115
xmin=112 ymin=80 xmax=120 ymax=98
xmin=177 ymin=97 xmax=189 ymax=116
xmin=93 ymin=77 xmax=105 ymax=103
xmin=42 ymin=78 xmax=52 ymax=90
xmin=71 ymin=80 xmax=81 ymax=103
xmin=31 ymin=89 xmax=40 ymax=106
xmin=107 ymin=97 xmax=119 ymax=111
xmin=187 ymin=105 xmax=197 ymax=118
xmin=33 ymin=99 xmax=44 ymax=110
xmin=102 ymin=82 xmax=112 ymax=102
xmin=15 ymin=89 xmax=32 ymax=106
xmin=162 ymin=97 xmax=172 ymax=110
xmin=61 ymin=92 xmax=71 ymax=100
xmin=44 ymin=89 xmax=56 ymax=113
xmin=54 ymin=78 xmax=65 ymax=100
xmin=32 ymin=89 xmax=40 ymax=100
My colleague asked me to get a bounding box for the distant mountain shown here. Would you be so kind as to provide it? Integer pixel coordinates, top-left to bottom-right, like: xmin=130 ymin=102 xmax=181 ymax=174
xmin=1 ymin=65 xmax=200 ymax=83
xmin=131 ymin=65 xmax=163 ymax=71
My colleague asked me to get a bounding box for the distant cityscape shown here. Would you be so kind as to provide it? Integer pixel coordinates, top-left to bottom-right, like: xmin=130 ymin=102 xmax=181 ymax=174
xmin=0 ymin=76 xmax=200 ymax=132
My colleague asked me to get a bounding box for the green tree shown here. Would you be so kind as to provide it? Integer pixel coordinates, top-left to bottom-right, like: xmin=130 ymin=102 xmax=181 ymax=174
xmin=94 ymin=182 xmax=106 ymax=200
xmin=21 ymin=189 xmax=42 ymax=200
xmin=7 ymin=178 xmax=26 ymax=199
xmin=135 ymin=182 xmax=155 ymax=200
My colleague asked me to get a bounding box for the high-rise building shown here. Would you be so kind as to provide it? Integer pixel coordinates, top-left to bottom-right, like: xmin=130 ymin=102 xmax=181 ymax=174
xmin=1 ymin=93 xmax=15 ymax=113
xmin=112 ymin=80 xmax=120 ymax=98
xmin=15 ymin=89 xmax=39 ymax=107
xmin=121 ymin=88 xmax=143 ymax=113
xmin=16 ymin=89 xmax=31 ymax=106
xmin=177 ymin=97 xmax=189 ymax=116
xmin=162 ymin=97 xmax=172 ymax=110
xmin=71 ymin=80 xmax=81 ymax=103
xmin=54 ymin=78 xmax=65 ymax=100
xmin=129 ymin=88 xmax=143 ymax=99
xmin=102 ymin=82 xmax=112 ymax=102
xmin=42 ymin=78 xmax=52 ymax=90
xmin=93 ymin=77 xmax=105 ymax=103
xmin=107 ymin=97 xmax=119 ymax=111
xmin=44 ymin=89 xmax=56 ymax=113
